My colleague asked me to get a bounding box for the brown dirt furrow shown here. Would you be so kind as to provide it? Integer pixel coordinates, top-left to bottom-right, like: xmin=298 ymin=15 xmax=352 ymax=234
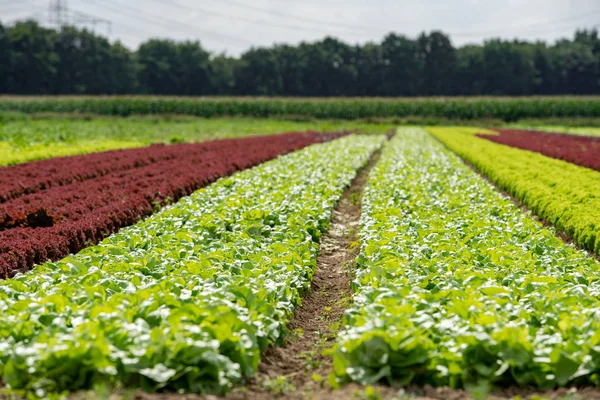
xmin=220 ymin=148 xmax=382 ymax=400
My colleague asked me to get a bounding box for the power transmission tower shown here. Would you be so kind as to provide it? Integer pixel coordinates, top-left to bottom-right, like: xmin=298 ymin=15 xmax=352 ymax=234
xmin=47 ymin=0 xmax=112 ymax=35
xmin=48 ymin=0 xmax=69 ymax=26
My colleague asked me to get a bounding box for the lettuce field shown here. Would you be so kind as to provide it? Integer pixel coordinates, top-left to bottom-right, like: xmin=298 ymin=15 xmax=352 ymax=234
xmin=1 ymin=110 xmax=600 ymax=399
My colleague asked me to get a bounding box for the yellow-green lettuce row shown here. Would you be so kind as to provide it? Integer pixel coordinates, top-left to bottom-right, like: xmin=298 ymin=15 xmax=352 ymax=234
xmin=428 ymin=126 xmax=600 ymax=256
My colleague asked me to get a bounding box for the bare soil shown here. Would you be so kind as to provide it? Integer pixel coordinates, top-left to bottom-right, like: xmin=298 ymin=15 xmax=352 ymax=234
xmin=63 ymin=384 xmax=600 ymax=400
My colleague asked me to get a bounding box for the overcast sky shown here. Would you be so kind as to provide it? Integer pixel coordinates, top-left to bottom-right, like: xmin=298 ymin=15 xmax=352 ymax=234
xmin=2 ymin=0 xmax=600 ymax=55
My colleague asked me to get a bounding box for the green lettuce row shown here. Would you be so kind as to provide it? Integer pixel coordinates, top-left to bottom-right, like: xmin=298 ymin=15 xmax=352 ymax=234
xmin=333 ymin=128 xmax=600 ymax=389
xmin=0 ymin=134 xmax=384 ymax=395
xmin=428 ymin=126 xmax=600 ymax=256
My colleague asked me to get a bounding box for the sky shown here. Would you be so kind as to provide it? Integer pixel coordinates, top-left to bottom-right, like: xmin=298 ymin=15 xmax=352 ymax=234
xmin=2 ymin=0 xmax=600 ymax=56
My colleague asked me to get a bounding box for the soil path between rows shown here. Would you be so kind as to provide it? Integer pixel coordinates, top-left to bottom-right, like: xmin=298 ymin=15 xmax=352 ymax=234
xmin=220 ymin=147 xmax=382 ymax=400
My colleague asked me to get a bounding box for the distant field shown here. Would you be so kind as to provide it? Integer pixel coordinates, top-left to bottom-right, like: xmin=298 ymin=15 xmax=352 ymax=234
xmin=1 ymin=95 xmax=599 ymax=121
xmin=0 ymin=116 xmax=394 ymax=165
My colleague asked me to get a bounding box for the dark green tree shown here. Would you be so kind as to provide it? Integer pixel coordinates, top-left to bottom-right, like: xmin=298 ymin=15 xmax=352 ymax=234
xmin=298 ymin=37 xmax=358 ymax=96
xmin=234 ymin=47 xmax=282 ymax=95
xmin=417 ymin=31 xmax=456 ymax=95
xmin=531 ymin=44 xmax=555 ymax=94
xmin=137 ymin=39 xmax=180 ymax=95
xmin=272 ymin=44 xmax=307 ymax=96
xmin=0 ymin=23 xmax=10 ymax=93
xmin=455 ymin=45 xmax=485 ymax=95
xmin=551 ymin=41 xmax=598 ymax=94
xmin=209 ymin=54 xmax=237 ymax=95
xmin=174 ymin=41 xmax=212 ymax=95
xmin=4 ymin=20 xmax=58 ymax=94
xmin=379 ymin=34 xmax=423 ymax=96
xmin=481 ymin=40 xmax=536 ymax=95
xmin=0 ymin=19 xmax=599 ymax=96
xmin=106 ymin=42 xmax=138 ymax=94
xmin=353 ymin=42 xmax=384 ymax=96
xmin=53 ymin=27 xmax=137 ymax=94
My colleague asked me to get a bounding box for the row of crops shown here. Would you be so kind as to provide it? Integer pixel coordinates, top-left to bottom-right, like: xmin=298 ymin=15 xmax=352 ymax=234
xmin=429 ymin=127 xmax=600 ymax=256
xmin=0 ymin=132 xmax=346 ymax=277
xmin=477 ymin=128 xmax=600 ymax=172
xmin=1 ymin=96 xmax=600 ymax=120
xmin=0 ymin=116 xmax=396 ymax=166
xmin=1 ymin=124 xmax=600 ymax=396
xmin=0 ymin=135 xmax=383 ymax=395
xmin=333 ymin=129 xmax=600 ymax=388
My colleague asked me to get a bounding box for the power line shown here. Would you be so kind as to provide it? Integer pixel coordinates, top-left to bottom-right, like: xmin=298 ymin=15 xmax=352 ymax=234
xmin=450 ymin=7 xmax=600 ymax=38
xmin=7 ymin=0 xmax=114 ymax=35
xmin=2 ymin=6 xmax=43 ymax=19
xmin=102 ymin=0 xmax=253 ymax=47
xmin=118 ymin=0 xmax=600 ymax=43
xmin=1 ymin=0 xmax=44 ymax=9
xmin=208 ymin=0 xmax=384 ymax=34
xmin=0 ymin=0 xmax=45 ymax=16
xmin=0 ymin=0 xmax=38 ymax=5
xmin=69 ymin=4 xmax=168 ymax=38
xmin=80 ymin=0 xmax=252 ymax=48
xmin=69 ymin=3 xmax=193 ymax=38
xmin=3 ymin=8 xmax=48 ymax=24
xmin=4 ymin=0 xmax=598 ymax=53
xmin=145 ymin=0 xmax=380 ymax=38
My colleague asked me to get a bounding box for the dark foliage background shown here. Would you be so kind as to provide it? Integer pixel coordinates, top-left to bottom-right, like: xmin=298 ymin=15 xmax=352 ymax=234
xmin=0 ymin=20 xmax=598 ymax=96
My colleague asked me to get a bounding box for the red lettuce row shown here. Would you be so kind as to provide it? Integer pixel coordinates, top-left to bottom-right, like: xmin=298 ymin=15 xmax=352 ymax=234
xmin=0 ymin=153 xmax=257 ymax=230
xmin=0 ymin=132 xmax=339 ymax=203
xmin=477 ymin=129 xmax=600 ymax=172
xmin=0 ymin=143 xmax=185 ymax=203
xmin=0 ymin=131 xmax=347 ymax=277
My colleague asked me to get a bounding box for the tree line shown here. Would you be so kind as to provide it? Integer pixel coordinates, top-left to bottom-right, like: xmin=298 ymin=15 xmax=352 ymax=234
xmin=1 ymin=20 xmax=599 ymax=96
